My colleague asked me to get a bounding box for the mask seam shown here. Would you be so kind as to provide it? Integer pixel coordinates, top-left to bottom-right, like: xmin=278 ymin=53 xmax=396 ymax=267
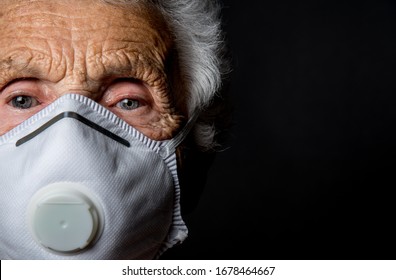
xmin=154 ymin=152 xmax=188 ymax=258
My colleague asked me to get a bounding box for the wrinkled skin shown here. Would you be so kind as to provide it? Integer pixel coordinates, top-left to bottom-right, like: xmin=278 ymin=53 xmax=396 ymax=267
xmin=0 ymin=0 xmax=185 ymax=139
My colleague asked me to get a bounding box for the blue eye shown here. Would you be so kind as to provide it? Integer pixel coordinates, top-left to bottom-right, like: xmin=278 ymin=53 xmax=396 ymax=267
xmin=11 ymin=96 xmax=38 ymax=109
xmin=116 ymin=98 xmax=140 ymax=110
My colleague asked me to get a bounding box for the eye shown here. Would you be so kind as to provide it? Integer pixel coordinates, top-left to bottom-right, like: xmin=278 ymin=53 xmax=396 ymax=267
xmin=116 ymin=98 xmax=140 ymax=110
xmin=10 ymin=95 xmax=40 ymax=109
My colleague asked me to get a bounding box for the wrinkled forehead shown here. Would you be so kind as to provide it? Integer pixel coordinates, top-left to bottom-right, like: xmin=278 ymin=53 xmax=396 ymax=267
xmin=0 ymin=0 xmax=147 ymax=15
xmin=0 ymin=0 xmax=170 ymax=41
xmin=0 ymin=0 xmax=174 ymax=84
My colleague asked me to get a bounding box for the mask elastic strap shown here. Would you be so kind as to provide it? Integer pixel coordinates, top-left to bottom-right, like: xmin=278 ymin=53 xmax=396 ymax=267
xmin=159 ymin=110 xmax=200 ymax=158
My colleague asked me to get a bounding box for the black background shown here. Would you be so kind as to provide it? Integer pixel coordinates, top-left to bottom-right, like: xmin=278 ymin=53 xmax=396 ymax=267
xmin=161 ymin=0 xmax=396 ymax=260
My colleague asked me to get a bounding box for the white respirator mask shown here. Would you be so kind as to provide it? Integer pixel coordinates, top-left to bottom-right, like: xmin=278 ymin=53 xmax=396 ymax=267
xmin=0 ymin=94 xmax=193 ymax=259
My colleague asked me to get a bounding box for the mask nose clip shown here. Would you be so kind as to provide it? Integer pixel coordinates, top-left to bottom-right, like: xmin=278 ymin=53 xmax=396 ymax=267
xmin=27 ymin=183 xmax=104 ymax=254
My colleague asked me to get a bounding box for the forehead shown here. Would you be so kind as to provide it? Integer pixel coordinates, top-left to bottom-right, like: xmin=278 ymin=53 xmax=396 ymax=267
xmin=0 ymin=0 xmax=169 ymax=44
xmin=0 ymin=0 xmax=173 ymax=84
xmin=0 ymin=0 xmax=155 ymax=22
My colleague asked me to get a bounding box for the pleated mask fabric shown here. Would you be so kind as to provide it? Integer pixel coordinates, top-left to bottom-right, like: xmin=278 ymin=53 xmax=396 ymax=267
xmin=0 ymin=94 xmax=189 ymax=259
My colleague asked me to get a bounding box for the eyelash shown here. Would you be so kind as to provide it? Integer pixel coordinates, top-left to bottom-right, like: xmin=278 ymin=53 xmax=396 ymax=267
xmin=6 ymin=89 xmax=40 ymax=102
xmin=104 ymin=79 xmax=151 ymax=107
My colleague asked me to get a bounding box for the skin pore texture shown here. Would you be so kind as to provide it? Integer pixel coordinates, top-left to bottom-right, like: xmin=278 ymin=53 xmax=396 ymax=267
xmin=0 ymin=0 xmax=185 ymax=139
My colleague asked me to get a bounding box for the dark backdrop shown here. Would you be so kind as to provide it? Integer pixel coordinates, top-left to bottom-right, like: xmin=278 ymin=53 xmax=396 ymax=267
xmin=161 ymin=0 xmax=396 ymax=260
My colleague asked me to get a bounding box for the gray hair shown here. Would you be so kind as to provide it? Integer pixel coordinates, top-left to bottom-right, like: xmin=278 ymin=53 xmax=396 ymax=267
xmin=102 ymin=0 xmax=231 ymax=151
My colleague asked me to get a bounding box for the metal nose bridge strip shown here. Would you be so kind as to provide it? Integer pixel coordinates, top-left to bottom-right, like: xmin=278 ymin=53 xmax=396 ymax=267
xmin=16 ymin=111 xmax=131 ymax=147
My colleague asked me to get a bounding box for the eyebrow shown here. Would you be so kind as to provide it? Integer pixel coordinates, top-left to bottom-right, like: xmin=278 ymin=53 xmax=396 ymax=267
xmin=0 ymin=49 xmax=167 ymax=88
xmin=0 ymin=65 xmax=44 ymax=93
xmin=90 ymin=49 xmax=167 ymax=84
xmin=0 ymin=53 xmax=46 ymax=87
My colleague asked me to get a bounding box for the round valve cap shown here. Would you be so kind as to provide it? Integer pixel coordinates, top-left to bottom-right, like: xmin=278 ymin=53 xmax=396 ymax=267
xmin=27 ymin=183 xmax=103 ymax=253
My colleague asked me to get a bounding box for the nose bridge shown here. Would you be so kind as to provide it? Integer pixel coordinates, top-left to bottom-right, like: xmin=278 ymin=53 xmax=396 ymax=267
xmin=69 ymin=65 xmax=88 ymax=89
xmin=16 ymin=110 xmax=131 ymax=148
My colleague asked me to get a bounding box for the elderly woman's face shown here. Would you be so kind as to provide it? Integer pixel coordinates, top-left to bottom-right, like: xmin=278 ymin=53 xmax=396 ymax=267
xmin=0 ymin=0 xmax=183 ymax=139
